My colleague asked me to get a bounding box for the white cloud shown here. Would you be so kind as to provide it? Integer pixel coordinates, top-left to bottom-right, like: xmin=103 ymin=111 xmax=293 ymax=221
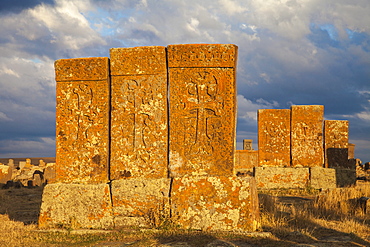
xmin=237 ymin=94 xmax=279 ymax=122
xmin=0 ymin=112 xmax=12 ymax=122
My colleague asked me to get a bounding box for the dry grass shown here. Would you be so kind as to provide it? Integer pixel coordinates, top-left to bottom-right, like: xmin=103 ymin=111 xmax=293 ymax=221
xmin=259 ymin=185 xmax=370 ymax=245
xmin=2 ymin=185 xmax=370 ymax=246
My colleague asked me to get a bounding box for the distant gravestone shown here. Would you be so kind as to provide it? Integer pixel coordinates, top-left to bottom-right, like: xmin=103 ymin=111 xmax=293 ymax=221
xmin=168 ymin=44 xmax=237 ymax=177
xmin=8 ymin=159 xmax=14 ymax=169
xmin=258 ymin=109 xmax=291 ymax=167
xmin=39 ymin=159 xmax=46 ymax=167
xmin=243 ymin=139 xmax=253 ymax=150
xmin=291 ymin=105 xmax=324 ymax=167
xmin=324 ymin=120 xmax=349 ymax=168
xmin=19 ymin=161 xmax=26 ymax=170
xmin=55 ymin=57 xmax=110 ymax=184
xmin=348 ymin=143 xmax=355 ymax=159
xmin=110 ymin=46 xmax=168 ymax=180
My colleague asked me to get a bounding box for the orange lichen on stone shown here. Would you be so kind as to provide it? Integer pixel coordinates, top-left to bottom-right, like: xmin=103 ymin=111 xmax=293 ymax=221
xmin=258 ymin=109 xmax=291 ymax=167
xmin=168 ymin=44 xmax=237 ymax=177
xmin=324 ymin=120 xmax=349 ymax=168
xmin=110 ymin=47 xmax=168 ymax=179
xmin=234 ymin=150 xmax=258 ymax=174
xmin=171 ymin=176 xmax=260 ymax=231
xmin=55 ymin=57 xmax=110 ymax=184
xmin=291 ymin=105 xmax=324 ymax=167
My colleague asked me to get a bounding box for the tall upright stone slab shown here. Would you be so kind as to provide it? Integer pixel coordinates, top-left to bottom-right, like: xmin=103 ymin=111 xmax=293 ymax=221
xmin=55 ymin=58 xmax=110 ymax=184
xmin=324 ymin=120 xmax=349 ymax=168
xmin=258 ymin=109 xmax=291 ymax=167
xmin=291 ymin=105 xmax=324 ymax=167
xmin=167 ymin=44 xmax=237 ymax=177
xmin=110 ymin=47 xmax=168 ymax=179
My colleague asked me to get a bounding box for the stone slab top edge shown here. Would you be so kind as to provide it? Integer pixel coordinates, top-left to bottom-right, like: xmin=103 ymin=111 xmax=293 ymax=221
xmin=55 ymin=57 xmax=109 ymax=81
xmin=167 ymin=43 xmax=238 ymax=68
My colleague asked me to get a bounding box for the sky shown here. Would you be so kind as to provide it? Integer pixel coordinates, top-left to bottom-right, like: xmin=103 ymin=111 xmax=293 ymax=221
xmin=0 ymin=0 xmax=369 ymax=162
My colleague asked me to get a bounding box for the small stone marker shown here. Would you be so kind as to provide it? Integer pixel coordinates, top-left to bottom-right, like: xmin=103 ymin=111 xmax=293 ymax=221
xmin=291 ymin=105 xmax=324 ymax=167
xmin=0 ymin=164 xmax=12 ymax=184
xmin=258 ymin=109 xmax=290 ymax=166
xmin=243 ymin=139 xmax=253 ymax=150
xmin=55 ymin=57 xmax=110 ymax=184
xmin=8 ymin=159 xmax=14 ymax=169
xmin=168 ymin=44 xmax=237 ymax=177
xmin=110 ymin=47 xmax=168 ymax=179
xmin=324 ymin=120 xmax=349 ymax=168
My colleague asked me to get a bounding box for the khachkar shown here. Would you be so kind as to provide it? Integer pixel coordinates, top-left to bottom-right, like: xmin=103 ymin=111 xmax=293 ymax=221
xmin=291 ymin=105 xmax=324 ymax=167
xmin=258 ymin=109 xmax=291 ymax=166
xmin=39 ymin=44 xmax=260 ymax=232
xmin=168 ymin=44 xmax=237 ymax=177
xmin=54 ymin=58 xmax=110 ymax=184
xmin=324 ymin=120 xmax=349 ymax=168
xmin=110 ymin=46 xmax=168 ymax=179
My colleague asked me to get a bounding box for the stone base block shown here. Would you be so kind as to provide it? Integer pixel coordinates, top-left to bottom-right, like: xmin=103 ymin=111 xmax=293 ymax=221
xmin=171 ymin=176 xmax=260 ymax=231
xmin=255 ymin=167 xmax=310 ymax=189
xmin=111 ymin=178 xmax=171 ymax=228
xmin=310 ymin=167 xmax=337 ymax=189
xmin=335 ymin=168 xmax=357 ymax=187
xmin=39 ymin=183 xmax=113 ymax=229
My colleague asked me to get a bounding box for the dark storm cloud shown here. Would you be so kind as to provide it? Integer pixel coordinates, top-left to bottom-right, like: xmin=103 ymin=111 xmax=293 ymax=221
xmin=0 ymin=0 xmax=55 ymax=14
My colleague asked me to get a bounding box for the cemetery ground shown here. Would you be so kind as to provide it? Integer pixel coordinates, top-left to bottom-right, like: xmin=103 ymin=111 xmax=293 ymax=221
xmin=1 ymin=183 xmax=370 ymax=246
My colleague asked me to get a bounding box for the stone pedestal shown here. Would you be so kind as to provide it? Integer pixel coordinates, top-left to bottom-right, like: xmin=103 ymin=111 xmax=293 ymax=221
xmin=39 ymin=184 xmax=113 ymax=229
xmin=171 ymin=176 xmax=260 ymax=231
xmin=254 ymin=167 xmax=310 ymax=189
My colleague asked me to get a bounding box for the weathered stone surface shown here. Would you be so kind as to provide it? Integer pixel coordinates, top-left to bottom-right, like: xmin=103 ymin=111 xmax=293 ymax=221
xmin=258 ymin=109 xmax=291 ymax=167
xmin=44 ymin=163 xmax=56 ymax=184
xmin=310 ymin=167 xmax=337 ymax=189
xmin=324 ymin=120 xmax=349 ymax=168
xmin=111 ymin=178 xmax=171 ymax=227
xmin=110 ymin=47 xmax=168 ymax=179
xmin=167 ymin=44 xmax=237 ymax=68
xmin=110 ymin=46 xmax=167 ymax=75
xmin=348 ymin=143 xmax=355 ymax=159
xmin=243 ymin=139 xmax=253 ymax=150
xmin=0 ymin=164 xmax=12 ymax=184
xmin=171 ymin=176 xmax=260 ymax=231
xmin=234 ymin=150 xmax=258 ymax=175
xmin=168 ymin=44 xmax=237 ymax=177
xmin=291 ymin=105 xmax=324 ymax=167
xmin=39 ymin=183 xmax=113 ymax=229
xmin=254 ymin=167 xmax=310 ymax=189
xmin=55 ymin=57 xmax=110 ymax=184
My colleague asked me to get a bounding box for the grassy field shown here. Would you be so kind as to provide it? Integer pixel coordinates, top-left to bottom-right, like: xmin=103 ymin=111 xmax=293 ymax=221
xmin=1 ymin=185 xmax=370 ymax=246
